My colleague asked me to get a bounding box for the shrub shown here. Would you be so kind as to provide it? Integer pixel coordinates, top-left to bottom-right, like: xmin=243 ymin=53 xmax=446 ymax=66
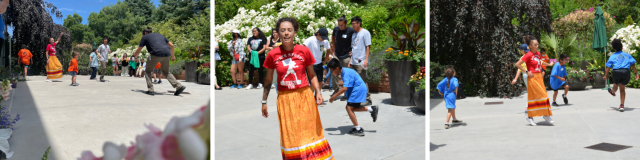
xmin=551 ymin=8 xmax=616 ymax=43
xmin=366 ymin=48 xmax=387 ymax=83
xmin=609 ymin=24 xmax=640 ymax=56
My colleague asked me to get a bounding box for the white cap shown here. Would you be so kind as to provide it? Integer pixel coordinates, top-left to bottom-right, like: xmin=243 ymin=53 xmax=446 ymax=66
xmin=232 ymin=29 xmax=241 ymax=34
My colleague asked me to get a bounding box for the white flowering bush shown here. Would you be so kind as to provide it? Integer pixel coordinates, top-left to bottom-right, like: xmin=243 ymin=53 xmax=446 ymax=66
xmin=110 ymin=46 xmax=149 ymax=61
xmin=609 ymin=24 xmax=640 ymax=56
xmin=215 ymin=0 xmax=351 ymax=46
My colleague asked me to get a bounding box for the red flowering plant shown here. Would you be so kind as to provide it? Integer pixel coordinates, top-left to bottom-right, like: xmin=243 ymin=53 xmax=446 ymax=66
xmin=197 ymin=63 xmax=210 ymax=75
xmin=408 ymin=66 xmax=426 ymax=91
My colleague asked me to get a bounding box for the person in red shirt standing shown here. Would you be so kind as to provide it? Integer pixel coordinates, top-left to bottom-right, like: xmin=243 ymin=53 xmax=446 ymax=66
xmin=515 ymin=35 xmax=556 ymax=126
xmin=68 ymin=52 xmax=79 ymax=86
xmin=260 ymin=17 xmax=334 ymax=160
xmin=17 ymin=44 xmax=32 ymax=79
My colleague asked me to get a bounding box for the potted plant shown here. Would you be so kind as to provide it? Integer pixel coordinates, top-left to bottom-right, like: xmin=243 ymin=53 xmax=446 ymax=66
xmin=184 ymin=46 xmax=207 ymax=82
xmin=385 ymin=19 xmax=425 ymax=106
xmin=366 ymin=49 xmax=388 ymax=92
xmin=430 ymin=62 xmax=445 ymax=98
xmin=197 ymin=63 xmax=211 ymax=85
xmin=566 ymin=68 xmax=588 ymax=90
xmin=408 ymin=67 xmax=426 ymax=112
xmin=587 ymin=58 xmax=606 ymax=88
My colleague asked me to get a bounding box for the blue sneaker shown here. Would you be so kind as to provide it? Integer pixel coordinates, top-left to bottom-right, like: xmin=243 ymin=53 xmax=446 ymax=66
xmin=230 ymin=84 xmax=237 ymax=89
xmin=238 ymin=84 xmax=244 ymax=89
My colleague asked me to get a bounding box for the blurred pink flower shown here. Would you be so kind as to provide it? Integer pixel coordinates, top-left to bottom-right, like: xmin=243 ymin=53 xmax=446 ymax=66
xmin=78 ymin=151 xmax=102 ymax=160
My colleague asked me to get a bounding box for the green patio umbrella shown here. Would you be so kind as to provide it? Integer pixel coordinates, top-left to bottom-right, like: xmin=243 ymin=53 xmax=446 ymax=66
xmin=592 ymin=6 xmax=609 ymax=90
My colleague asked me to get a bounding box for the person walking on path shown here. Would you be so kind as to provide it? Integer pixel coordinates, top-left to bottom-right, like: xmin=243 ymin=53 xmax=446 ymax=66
xmin=112 ymin=54 xmax=120 ymax=76
xmin=330 ymin=15 xmax=355 ymax=100
xmin=327 ymin=59 xmax=379 ymax=136
xmin=261 ymin=17 xmax=333 ymax=160
xmin=133 ymin=27 xmax=186 ymax=96
xmin=68 ymin=52 xmax=79 ymax=86
xmin=437 ymin=67 xmax=461 ymax=129
xmin=45 ymin=32 xmax=65 ymax=82
xmin=89 ymin=48 xmax=99 ymax=80
xmin=17 ymin=44 xmax=32 ymax=79
xmin=349 ymin=16 xmax=372 ymax=105
xmin=97 ymin=38 xmax=111 ymax=81
xmin=245 ymin=27 xmax=268 ymax=90
xmin=228 ymin=29 xmax=246 ymax=89
xmin=605 ymin=39 xmax=639 ymax=112
xmin=515 ymin=35 xmax=555 ymax=126
xmin=303 ymin=28 xmax=331 ymax=89
xmin=550 ymin=54 xmax=569 ymax=106
xmin=265 ymin=28 xmax=281 ymax=91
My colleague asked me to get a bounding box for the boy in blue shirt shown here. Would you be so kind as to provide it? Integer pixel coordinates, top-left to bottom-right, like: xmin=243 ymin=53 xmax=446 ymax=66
xmin=605 ymin=39 xmax=640 ymax=112
xmin=327 ymin=59 xmax=378 ymax=136
xmin=550 ymin=54 xmax=569 ymax=106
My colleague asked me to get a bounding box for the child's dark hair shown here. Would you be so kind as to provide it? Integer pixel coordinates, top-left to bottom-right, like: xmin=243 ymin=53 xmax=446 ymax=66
xmin=276 ymin=17 xmax=300 ymax=33
xmin=92 ymin=48 xmax=97 ymax=52
xmin=612 ymin=39 xmax=623 ymax=52
xmin=559 ymin=54 xmax=567 ymax=61
xmin=327 ymin=59 xmax=343 ymax=70
xmin=21 ymin=44 xmax=26 ymax=49
xmin=72 ymin=51 xmax=79 ymax=57
xmin=540 ymin=48 xmax=546 ymax=52
xmin=525 ymin=35 xmax=537 ymax=46
xmin=444 ymin=67 xmax=456 ymax=90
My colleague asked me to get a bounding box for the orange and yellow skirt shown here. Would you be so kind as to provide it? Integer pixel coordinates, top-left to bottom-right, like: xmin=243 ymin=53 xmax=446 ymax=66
xmin=46 ymin=56 xmax=63 ymax=79
xmin=526 ymin=73 xmax=552 ymax=117
xmin=277 ymin=87 xmax=334 ymax=160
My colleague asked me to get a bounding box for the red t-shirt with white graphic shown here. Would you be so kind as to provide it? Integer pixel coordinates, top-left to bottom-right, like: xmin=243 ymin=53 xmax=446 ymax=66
xmin=264 ymin=45 xmax=316 ymax=91
xmin=521 ymin=51 xmax=543 ymax=73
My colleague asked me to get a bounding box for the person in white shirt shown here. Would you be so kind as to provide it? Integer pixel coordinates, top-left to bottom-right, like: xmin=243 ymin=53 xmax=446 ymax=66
xmin=136 ymin=58 xmax=146 ymax=78
xmin=302 ymin=28 xmax=331 ymax=88
xmin=97 ymin=37 xmax=111 ymax=81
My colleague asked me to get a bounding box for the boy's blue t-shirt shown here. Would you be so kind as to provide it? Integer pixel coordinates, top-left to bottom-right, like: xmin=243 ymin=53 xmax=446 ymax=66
xmin=606 ymin=51 xmax=637 ymax=69
xmin=342 ymin=68 xmax=367 ymax=103
xmin=437 ymin=77 xmax=458 ymax=94
xmin=550 ymin=63 xmax=567 ymax=89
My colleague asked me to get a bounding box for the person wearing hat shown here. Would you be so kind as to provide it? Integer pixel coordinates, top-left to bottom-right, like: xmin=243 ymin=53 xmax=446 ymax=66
xmin=511 ymin=37 xmax=531 ymax=87
xmin=303 ymin=28 xmax=331 ymax=89
xmin=349 ymin=16 xmax=372 ymax=106
xmin=228 ymin=29 xmax=246 ymax=89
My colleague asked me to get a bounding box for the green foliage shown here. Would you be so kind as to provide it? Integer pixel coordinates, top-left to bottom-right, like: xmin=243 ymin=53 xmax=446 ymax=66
xmin=540 ymin=33 xmax=577 ymax=59
xmin=169 ymin=58 xmax=186 ymax=77
xmin=551 ymin=8 xmax=616 ymax=50
xmin=624 ymin=15 xmax=635 ymax=26
xmin=214 ymin=0 xmax=284 ymax=25
xmin=87 ymin=1 xmax=147 ymax=47
xmin=390 ymin=20 xmax=425 ymax=52
xmin=366 ymin=49 xmax=387 ymax=83
xmin=347 ymin=4 xmax=389 ymax=49
xmin=566 ymin=67 xmax=589 ymax=82
xmin=549 ymin=0 xmax=600 ymax=21
xmin=431 ymin=0 xmax=553 ymax=98
xmin=41 ymin=147 xmax=50 ymax=160
xmin=215 ymin=43 xmax=234 ymax=86
xmin=154 ymin=0 xmax=209 ymax=25
xmin=430 ymin=62 xmax=445 ymax=94
xmin=124 ymin=0 xmax=156 ymax=24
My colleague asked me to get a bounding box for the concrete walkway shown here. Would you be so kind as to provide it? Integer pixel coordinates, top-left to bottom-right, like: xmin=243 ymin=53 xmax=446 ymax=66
xmin=215 ymin=88 xmax=425 ymax=159
xmin=430 ymin=87 xmax=640 ymax=160
xmin=0 ymin=75 xmax=209 ymax=160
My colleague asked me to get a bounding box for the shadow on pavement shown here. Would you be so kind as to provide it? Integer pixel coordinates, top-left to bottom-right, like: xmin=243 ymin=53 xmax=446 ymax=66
xmin=430 ymin=143 xmax=446 ymax=151
xmin=609 ymin=107 xmax=635 ymax=112
xmin=6 ymin=82 xmax=56 ymax=159
xmin=325 ymin=126 xmax=377 ymax=136
xmin=130 ymin=89 xmax=167 ymax=96
xmin=406 ymin=107 xmax=425 ymax=116
xmin=381 ymin=98 xmax=393 ymax=105
xmin=51 ymin=80 xmax=63 ymax=82
xmin=449 ymin=122 xmax=467 ymax=128
xmin=430 ymin=99 xmax=444 ymax=111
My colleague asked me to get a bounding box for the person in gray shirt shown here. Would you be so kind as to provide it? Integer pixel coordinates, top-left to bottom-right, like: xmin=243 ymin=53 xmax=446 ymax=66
xmin=349 ymin=16 xmax=372 ymax=106
xmin=97 ymin=37 xmax=111 ymax=82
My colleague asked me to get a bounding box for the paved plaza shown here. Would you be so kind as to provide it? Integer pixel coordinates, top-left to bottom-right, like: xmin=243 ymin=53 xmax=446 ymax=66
xmin=215 ymin=88 xmax=426 ymax=159
xmin=431 ymin=87 xmax=640 ymax=159
xmin=0 ymin=75 xmax=209 ymax=159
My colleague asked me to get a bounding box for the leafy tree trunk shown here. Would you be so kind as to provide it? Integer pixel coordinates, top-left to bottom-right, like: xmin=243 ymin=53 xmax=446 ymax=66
xmin=5 ymin=0 xmax=71 ymax=76
xmin=431 ymin=0 xmax=552 ymax=98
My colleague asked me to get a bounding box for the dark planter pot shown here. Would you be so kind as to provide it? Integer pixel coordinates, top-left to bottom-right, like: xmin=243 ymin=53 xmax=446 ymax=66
xmin=386 ymin=60 xmax=416 ymax=106
xmin=457 ymin=81 xmax=466 ymax=99
xmin=198 ymin=73 xmax=210 ymax=85
xmin=580 ymin=60 xmax=589 ymax=70
xmin=592 ymin=72 xmax=606 ymax=88
xmin=414 ymin=89 xmax=426 ymax=113
xmin=431 ymin=90 xmax=442 ymax=99
xmin=185 ymin=62 xmax=198 ymax=82
xmin=567 ymin=79 xmax=587 ymax=90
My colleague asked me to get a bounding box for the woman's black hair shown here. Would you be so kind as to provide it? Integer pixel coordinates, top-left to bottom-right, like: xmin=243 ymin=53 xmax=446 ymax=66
xmin=525 ymin=35 xmax=537 ymax=46
xmin=327 ymin=58 xmax=342 ymax=70
xmin=253 ymin=27 xmax=267 ymax=42
xmin=612 ymin=39 xmax=623 ymax=52
xmin=21 ymin=44 xmax=26 ymax=49
xmin=232 ymin=32 xmax=243 ymax=40
xmin=338 ymin=15 xmax=348 ymax=23
xmin=92 ymin=48 xmax=97 ymax=52
xmin=143 ymin=27 xmax=153 ymax=34
xmin=276 ymin=17 xmax=300 ymax=33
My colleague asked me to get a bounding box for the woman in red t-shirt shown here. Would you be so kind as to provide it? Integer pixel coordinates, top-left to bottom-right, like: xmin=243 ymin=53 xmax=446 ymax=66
xmin=515 ymin=35 xmax=556 ymax=126
xmin=260 ymin=17 xmax=334 ymax=160
xmin=45 ymin=32 xmax=65 ymax=82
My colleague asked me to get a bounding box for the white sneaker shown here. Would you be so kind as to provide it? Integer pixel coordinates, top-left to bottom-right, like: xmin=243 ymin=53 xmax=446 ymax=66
xmin=245 ymin=84 xmax=253 ymax=90
xmin=46 ymin=79 xmax=51 ymax=82
xmin=543 ymin=116 xmax=554 ymax=124
xmin=257 ymin=83 xmax=263 ymax=89
xmin=526 ymin=117 xmax=537 ymax=126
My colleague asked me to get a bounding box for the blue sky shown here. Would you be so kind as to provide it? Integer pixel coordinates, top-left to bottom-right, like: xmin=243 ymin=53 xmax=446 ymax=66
xmin=8 ymin=0 xmax=161 ymax=35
